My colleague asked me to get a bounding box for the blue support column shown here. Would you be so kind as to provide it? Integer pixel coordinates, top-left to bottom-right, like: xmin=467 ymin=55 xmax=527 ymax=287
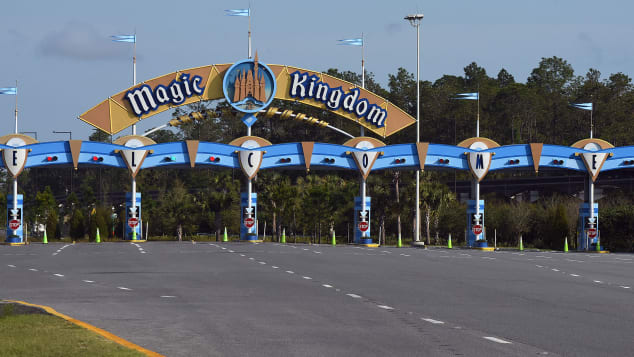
xmin=6 ymin=194 xmax=23 ymax=244
xmin=353 ymin=196 xmax=372 ymax=245
xmin=466 ymin=200 xmax=486 ymax=247
xmin=577 ymin=203 xmax=598 ymax=251
xmin=125 ymin=192 xmax=142 ymax=240
xmin=240 ymin=193 xmax=258 ymax=241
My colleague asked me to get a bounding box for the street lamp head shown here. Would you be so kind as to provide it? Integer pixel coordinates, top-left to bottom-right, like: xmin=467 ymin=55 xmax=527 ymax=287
xmin=404 ymin=13 xmax=424 ymax=27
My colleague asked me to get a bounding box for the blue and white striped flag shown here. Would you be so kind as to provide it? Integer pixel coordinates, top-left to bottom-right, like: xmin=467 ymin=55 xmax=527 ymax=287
xmin=0 ymin=87 xmax=17 ymax=95
xmin=111 ymin=35 xmax=136 ymax=43
xmin=225 ymin=8 xmax=250 ymax=16
xmin=453 ymin=92 xmax=478 ymax=100
xmin=338 ymin=38 xmax=363 ymax=46
xmin=570 ymin=102 xmax=592 ymax=111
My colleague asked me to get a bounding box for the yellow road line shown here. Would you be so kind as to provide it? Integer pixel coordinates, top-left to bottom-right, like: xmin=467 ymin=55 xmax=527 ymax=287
xmin=4 ymin=300 xmax=163 ymax=357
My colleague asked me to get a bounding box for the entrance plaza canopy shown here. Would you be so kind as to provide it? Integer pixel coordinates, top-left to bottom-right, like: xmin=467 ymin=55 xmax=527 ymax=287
xmin=2 ymin=136 xmax=628 ymax=183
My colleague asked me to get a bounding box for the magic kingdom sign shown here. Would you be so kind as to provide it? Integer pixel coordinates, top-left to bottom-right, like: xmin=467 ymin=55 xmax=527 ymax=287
xmin=79 ymin=57 xmax=416 ymax=137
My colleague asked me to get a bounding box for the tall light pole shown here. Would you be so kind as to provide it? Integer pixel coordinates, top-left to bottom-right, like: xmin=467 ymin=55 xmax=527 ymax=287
xmin=405 ymin=13 xmax=423 ymax=244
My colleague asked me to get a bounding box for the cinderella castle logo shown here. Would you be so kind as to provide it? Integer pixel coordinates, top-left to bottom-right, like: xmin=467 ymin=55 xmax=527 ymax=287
xmin=232 ymin=52 xmax=266 ymax=108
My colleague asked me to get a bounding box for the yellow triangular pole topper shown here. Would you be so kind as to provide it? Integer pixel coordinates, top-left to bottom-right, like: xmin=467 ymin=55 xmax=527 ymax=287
xmin=119 ymin=149 xmax=150 ymax=178
xmin=2 ymin=148 xmax=29 ymax=178
xmin=580 ymin=152 xmax=609 ymax=182
xmin=351 ymin=151 xmax=380 ymax=180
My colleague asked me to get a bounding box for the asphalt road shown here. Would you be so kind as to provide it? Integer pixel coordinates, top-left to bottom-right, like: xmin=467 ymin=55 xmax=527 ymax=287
xmin=1 ymin=241 xmax=633 ymax=356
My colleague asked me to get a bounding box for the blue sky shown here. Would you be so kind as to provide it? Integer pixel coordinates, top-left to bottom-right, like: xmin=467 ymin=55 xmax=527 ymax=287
xmin=1 ymin=0 xmax=633 ymax=141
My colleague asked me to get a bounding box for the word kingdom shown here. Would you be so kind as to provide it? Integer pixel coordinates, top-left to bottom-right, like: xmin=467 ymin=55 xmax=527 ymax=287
xmin=289 ymin=71 xmax=387 ymax=128
xmin=126 ymin=74 xmax=204 ymax=116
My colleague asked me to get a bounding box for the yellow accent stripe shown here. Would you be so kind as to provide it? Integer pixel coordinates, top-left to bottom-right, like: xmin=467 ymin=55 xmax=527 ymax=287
xmin=1 ymin=242 xmax=26 ymax=246
xmin=361 ymin=243 xmax=380 ymax=248
xmin=4 ymin=300 xmax=163 ymax=357
xmin=473 ymin=247 xmax=495 ymax=251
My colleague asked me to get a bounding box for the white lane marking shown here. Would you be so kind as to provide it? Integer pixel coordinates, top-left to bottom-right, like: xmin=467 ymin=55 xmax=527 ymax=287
xmin=52 ymin=253 xmax=57 ymax=256
xmin=381 ymin=250 xmax=391 ymax=254
xmin=620 ymin=286 xmax=631 ymax=289
xmin=313 ymin=251 xmax=321 ymax=254
xmin=259 ymin=262 xmax=266 ymax=265
xmin=377 ymin=305 xmax=394 ymax=310
xmin=53 ymin=274 xmax=64 ymax=277
xmin=228 ymin=250 xmax=234 ymax=253
xmin=303 ymin=248 xmax=309 ymax=251
xmin=482 ymin=257 xmax=496 ymax=260
xmin=29 ymin=268 xmax=38 ymax=271
xmin=322 ymin=284 xmax=332 ymax=288
xmin=286 ymin=270 xmax=294 ymax=274
xmin=271 ymin=266 xmax=279 ymax=269
xmin=302 ymin=276 xmax=312 ymax=280
xmin=536 ymin=265 xmax=544 ymax=268
xmin=221 ymin=247 xmax=226 ymax=250
xmin=240 ymin=254 xmax=245 ymax=257
xmin=422 ymin=318 xmax=445 ymax=324
xmin=570 ymin=274 xmax=580 ymax=277
xmin=566 ymin=259 xmax=584 ymax=262
xmin=552 ymin=269 xmax=560 ymax=272
xmin=117 ymin=287 xmax=132 ymax=291
xmin=249 ymin=257 xmax=255 ymax=260
xmin=536 ymin=255 xmax=551 ymax=258
xmin=593 ymin=280 xmax=603 ymax=284
xmin=346 ymin=293 xmax=362 ymax=299
xmin=82 ymin=280 xmax=95 ymax=283
xmin=460 ymin=253 xmax=471 ymax=256
xmin=615 ymin=258 xmax=632 ymax=261
xmin=140 ymin=251 xmax=146 ymax=254
xmin=160 ymin=295 xmax=176 ymax=298
xmin=483 ymin=336 xmax=512 ymax=344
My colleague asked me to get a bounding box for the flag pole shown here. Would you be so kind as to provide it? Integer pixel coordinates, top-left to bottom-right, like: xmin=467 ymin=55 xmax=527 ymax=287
xmin=360 ymin=33 xmax=365 ymax=137
xmin=248 ymin=7 xmax=252 ymax=59
xmin=14 ymin=80 xmax=18 ymax=134
xmin=132 ymin=32 xmax=137 ymax=135
xmin=476 ymin=89 xmax=480 ymax=137
xmin=590 ymin=107 xmax=593 ymax=139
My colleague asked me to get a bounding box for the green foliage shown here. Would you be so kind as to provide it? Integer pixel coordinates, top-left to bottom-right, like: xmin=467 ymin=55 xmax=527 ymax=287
xmin=69 ymin=209 xmax=85 ymax=240
xmin=88 ymin=206 xmax=110 ymax=241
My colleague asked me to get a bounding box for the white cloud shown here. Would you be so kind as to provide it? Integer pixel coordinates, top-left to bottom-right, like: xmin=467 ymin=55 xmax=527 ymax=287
xmin=38 ymin=21 xmax=129 ymax=61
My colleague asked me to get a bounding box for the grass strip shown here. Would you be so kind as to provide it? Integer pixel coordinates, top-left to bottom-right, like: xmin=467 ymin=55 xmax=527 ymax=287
xmin=0 ymin=307 xmax=145 ymax=357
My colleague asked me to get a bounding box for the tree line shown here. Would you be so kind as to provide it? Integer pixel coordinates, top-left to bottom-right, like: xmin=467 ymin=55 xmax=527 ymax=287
xmin=4 ymin=56 xmax=634 ymax=251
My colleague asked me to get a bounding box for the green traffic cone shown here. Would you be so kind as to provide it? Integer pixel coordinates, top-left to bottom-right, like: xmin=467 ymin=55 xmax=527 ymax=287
xmin=564 ymin=236 xmax=568 ymax=252
xmin=132 ymin=230 xmax=137 ymax=241
xmin=42 ymin=229 xmax=48 ymax=244
xmin=281 ymin=228 xmax=286 ymax=244
xmin=95 ymin=228 xmax=101 ymax=243
xmin=223 ymin=227 xmax=228 ymax=242
xmin=596 ymin=237 xmax=601 ymax=252
xmin=397 ymin=233 xmax=402 ymax=248
xmin=448 ymin=233 xmax=452 ymax=249
xmin=519 ymin=235 xmax=524 ymax=251
xmin=331 ymin=230 xmax=336 ymax=246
